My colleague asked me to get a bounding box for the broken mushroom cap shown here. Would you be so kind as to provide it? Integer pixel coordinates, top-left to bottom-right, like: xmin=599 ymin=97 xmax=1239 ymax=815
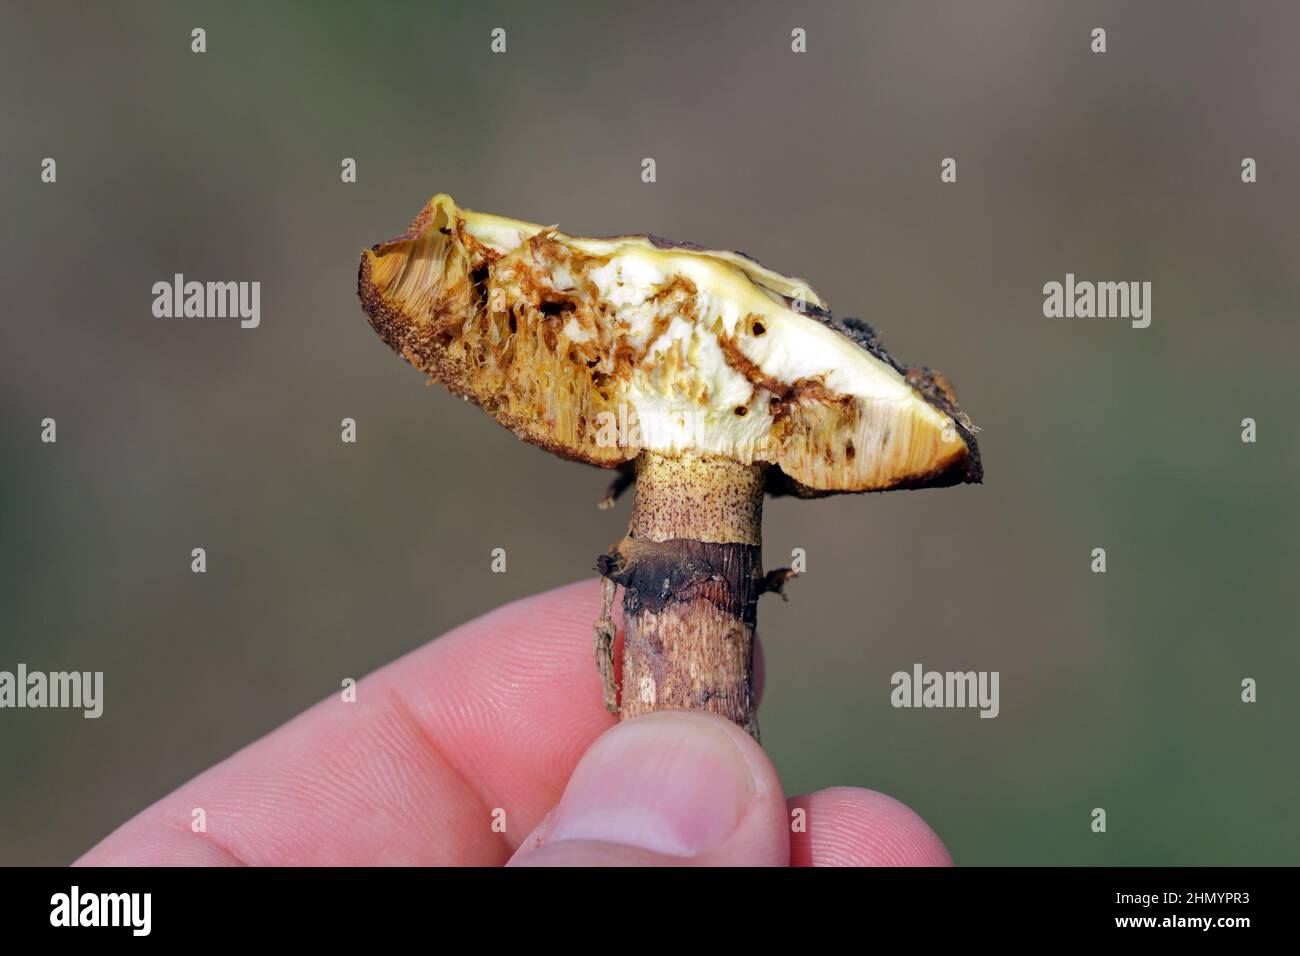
xmin=358 ymin=194 xmax=981 ymax=495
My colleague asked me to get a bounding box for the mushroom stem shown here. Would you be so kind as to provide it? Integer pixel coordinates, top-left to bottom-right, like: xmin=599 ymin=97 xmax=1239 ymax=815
xmin=599 ymin=451 xmax=767 ymax=740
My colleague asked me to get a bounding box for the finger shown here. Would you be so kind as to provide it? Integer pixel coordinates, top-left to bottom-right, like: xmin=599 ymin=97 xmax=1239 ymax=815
xmin=509 ymin=711 xmax=789 ymax=867
xmin=787 ymin=786 xmax=953 ymax=866
xmin=78 ymin=579 xmax=772 ymax=867
xmin=78 ymin=580 xmax=621 ymax=866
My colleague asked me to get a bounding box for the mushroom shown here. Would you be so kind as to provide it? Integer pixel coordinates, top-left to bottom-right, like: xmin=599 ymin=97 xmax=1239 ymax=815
xmin=358 ymin=194 xmax=982 ymax=740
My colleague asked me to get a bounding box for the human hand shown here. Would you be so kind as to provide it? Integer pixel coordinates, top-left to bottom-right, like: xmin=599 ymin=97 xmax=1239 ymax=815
xmin=77 ymin=581 xmax=951 ymax=867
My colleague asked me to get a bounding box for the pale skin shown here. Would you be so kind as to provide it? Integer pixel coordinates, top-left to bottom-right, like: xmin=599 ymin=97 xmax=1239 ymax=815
xmin=77 ymin=581 xmax=951 ymax=867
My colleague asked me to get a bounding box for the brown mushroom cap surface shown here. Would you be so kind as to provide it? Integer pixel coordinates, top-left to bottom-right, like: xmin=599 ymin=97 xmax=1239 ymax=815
xmin=359 ymin=194 xmax=981 ymax=495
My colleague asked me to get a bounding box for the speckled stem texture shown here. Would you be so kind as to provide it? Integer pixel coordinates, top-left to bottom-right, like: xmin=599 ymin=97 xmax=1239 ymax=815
xmin=600 ymin=452 xmax=766 ymax=740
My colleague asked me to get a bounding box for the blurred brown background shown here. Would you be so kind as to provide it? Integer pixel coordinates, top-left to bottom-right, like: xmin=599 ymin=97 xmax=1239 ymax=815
xmin=1 ymin=0 xmax=1297 ymax=865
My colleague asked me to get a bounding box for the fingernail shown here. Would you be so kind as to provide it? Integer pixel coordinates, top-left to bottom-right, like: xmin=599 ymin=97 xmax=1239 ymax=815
xmin=546 ymin=711 xmax=758 ymax=856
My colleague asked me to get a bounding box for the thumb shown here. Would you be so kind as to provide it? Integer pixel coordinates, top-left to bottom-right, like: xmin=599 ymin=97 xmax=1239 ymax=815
xmin=509 ymin=710 xmax=789 ymax=866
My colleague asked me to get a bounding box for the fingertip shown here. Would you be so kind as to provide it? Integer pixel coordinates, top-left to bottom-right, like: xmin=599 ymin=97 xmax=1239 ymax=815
xmin=510 ymin=710 xmax=788 ymax=866
xmin=788 ymin=786 xmax=952 ymax=867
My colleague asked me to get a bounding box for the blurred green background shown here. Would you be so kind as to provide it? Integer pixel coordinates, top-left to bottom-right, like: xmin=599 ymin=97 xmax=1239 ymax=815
xmin=1 ymin=0 xmax=1297 ymax=865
